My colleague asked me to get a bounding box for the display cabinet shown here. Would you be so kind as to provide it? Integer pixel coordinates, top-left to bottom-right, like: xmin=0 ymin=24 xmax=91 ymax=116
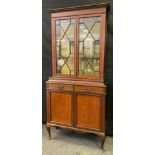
xmin=46 ymin=3 xmax=110 ymax=149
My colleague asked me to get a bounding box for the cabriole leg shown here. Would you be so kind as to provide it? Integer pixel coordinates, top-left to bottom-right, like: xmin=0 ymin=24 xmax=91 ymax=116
xmin=46 ymin=124 xmax=51 ymax=140
xmin=100 ymin=133 xmax=105 ymax=150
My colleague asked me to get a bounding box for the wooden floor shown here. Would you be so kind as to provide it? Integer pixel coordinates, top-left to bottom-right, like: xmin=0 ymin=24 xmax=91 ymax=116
xmin=42 ymin=125 xmax=113 ymax=155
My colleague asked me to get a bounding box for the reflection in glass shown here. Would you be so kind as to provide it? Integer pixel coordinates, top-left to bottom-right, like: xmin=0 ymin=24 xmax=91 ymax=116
xmin=79 ymin=16 xmax=101 ymax=76
xmin=56 ymin=19 xmax=74 ymax=75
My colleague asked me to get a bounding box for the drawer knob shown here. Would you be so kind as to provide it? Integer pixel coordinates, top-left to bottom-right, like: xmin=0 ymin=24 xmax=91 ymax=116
xmin=57 ymin=85 xmax=64 ymax=89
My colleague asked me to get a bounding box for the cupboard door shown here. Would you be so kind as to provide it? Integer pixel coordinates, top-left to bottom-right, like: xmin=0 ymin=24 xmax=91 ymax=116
xmin=76 ymin=94 xmax=101 ymax=131
xmin=78 ymin=16 xmax=101 ymax=77
xmin=50 ymin=92 xmax=72 ymax=126
xmin=55 ymin=18 xmax=75 ymax=75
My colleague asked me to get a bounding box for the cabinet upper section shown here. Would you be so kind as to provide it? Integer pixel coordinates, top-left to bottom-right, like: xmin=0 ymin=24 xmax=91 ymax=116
xmin=49 ymin=3 xmax=110 ymax=82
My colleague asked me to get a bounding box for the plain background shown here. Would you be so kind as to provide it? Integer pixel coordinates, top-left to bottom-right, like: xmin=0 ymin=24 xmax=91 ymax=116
xmin=42 ymin=0 xmax=113 ymax=135
xmin=1 ymin=0 xmax=155 ymax=155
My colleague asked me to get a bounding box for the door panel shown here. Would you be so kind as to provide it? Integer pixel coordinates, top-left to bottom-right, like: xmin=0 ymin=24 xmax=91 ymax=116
xmin=55 ymin=18 xmax=75 ymax=75
xmin=78 ymin=16 xmax=101 ymax=77
xmin=76 ymin=94 xmax=101 ymax=130
xmin=50 ymin=92 xmax=72 ymax=126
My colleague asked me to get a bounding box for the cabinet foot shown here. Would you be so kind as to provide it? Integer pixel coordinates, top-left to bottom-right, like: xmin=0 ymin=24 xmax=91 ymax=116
xmin=46 ymin=124 xmax=51 ymax=140
xmin=56 ymin=126 xmax=60 ymax=130
xmin=100 ymin=134 xmax=105 ymax=150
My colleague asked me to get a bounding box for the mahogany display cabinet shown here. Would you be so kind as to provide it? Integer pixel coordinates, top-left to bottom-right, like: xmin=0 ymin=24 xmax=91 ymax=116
xmin=46 ymin=3 xmax=110 ymax=149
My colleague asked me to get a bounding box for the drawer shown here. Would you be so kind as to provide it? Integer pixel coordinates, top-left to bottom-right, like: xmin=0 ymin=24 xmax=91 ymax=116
xmin=47 ymin=83 xmax=73 ymax=91
xmin=75 ymin=85 xmax=106 ymax=94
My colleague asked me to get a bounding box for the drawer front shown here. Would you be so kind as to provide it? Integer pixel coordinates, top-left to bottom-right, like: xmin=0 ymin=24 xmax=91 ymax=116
xmin=47 ymin=83 xmax=73 ymax=91
xmin=75 ymin=85 xmax=105 ymax=94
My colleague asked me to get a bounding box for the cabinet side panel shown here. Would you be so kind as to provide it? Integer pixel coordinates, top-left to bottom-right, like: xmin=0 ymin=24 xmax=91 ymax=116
xmin=101 ymin=95 xmax=106 ymax=132
xmin=100 ymin=13 xmax=106 ymax=80
xmin=51 ymin=18 xmax=56 ymax=75
xmin=46 ymin=90 xmax=51 ymax=123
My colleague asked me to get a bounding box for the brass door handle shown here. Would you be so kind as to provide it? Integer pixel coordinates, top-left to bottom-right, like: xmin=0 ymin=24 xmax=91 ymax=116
xmin=57 ymin=85 xmax=64 ymax=89
xmin=85 ymin=88 xmax=92 ymax=92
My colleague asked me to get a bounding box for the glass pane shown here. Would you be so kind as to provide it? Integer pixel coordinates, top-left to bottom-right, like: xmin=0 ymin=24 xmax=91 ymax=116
xmin=79 ymin=16 xmax=101 ymax=76
xmin=56 ymin=19 xmax=75 ymax=75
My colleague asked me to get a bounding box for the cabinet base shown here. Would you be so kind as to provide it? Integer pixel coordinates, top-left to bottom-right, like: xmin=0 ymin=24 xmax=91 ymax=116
xmin=46 ymin=123 xmax=105 ymax=149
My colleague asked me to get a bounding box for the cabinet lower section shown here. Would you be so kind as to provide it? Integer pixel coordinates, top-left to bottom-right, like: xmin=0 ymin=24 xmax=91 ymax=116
xmin=46 ymin=79 xmax=106 ymax=149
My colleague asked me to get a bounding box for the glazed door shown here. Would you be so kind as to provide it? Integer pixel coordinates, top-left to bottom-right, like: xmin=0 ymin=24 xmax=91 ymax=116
xmin=78 ymin=15 xmax=105 ymax=79
xmin=53 ymin=17 xmax=76 ymax=76
xmin=50 ymin=91 xmax=72 ymax=126
xmin=52 ymin=14 xmax=106 ymax=80
xmin=52 ymin=14 xmax=106 ymax=79
xmin=75 ymin=94 xmax=102 ymax=131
